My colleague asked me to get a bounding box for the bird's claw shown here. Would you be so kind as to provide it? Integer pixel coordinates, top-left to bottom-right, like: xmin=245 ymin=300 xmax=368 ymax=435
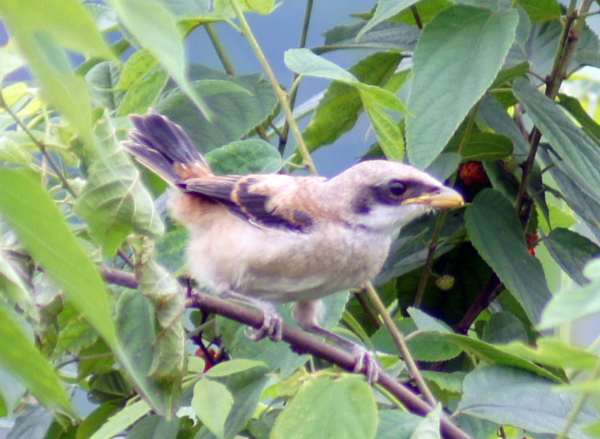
xmin=350 ymin=345 xmax=381 ymax=384
xmin=246 ymin=305 xmax=283 ymax=342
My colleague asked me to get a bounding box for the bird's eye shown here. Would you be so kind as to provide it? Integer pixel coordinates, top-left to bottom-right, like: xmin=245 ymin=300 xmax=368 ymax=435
xmin=388 ymin=180 xmax=407 ymax=197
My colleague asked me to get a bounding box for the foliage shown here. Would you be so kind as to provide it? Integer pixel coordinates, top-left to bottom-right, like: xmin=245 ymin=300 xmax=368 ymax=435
xmin=2 ymin=0 xmax=600 ymax=438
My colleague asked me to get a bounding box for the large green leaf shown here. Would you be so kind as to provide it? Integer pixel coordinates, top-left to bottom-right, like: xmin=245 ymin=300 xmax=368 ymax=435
xmin=457 ymin=366 xmax=597 ymax=438
xmin=115 ymin=290 xmax=171 ymax=415
xmin=156 ymin=69 xmax=277 ymax=153
xmin=285 ymin=50 xmax=409 ymax=154
xmin=127 ymin=415 xmax=180 ymax=439
xmin=300 ymin=52 xmax=402 ymax=152
xmin=318 ymin=22 xmax=419 ymax=54
xmin=0 ymin=305 xmax=71 ymax=414
xmin=446 ymin=132 xmax=513 ymax=162
xmin=0 ymin=168 xmax=118 ymax=350
xmin=465 ymin=189 xmax=551 ymax=324
xmin=0 ymin=0 xmax=112 ymax=57
xmin=407 ymin=6 xmax=518 ymax=169
xmin=356 ymin=0 xmax=423 ymax=41
xmin=516 ymin=0 xmax=560 ymax=22
xmin=544 ymin=228 xmax=600 ymax=286
xmin=538 ymin=259 xmax=600 ymax=330
xmin=538 ymin=146 xmax=600 ymax=241
xmin=514 ymin=78 xmax=600 ymax=197
xmin=507 ymin=21 xmax=600 ymax=83
xmin=205 ymin=139 xmax=283 ymax=175
xmin=75 ymin=114 xmax=164 ymax=256
xmin=558 ymin=93 xmax=600 ymax=144
xmin=271 ymin=376 xmax=378 ymax=439
xmin=193 ymin=379 xmax=234 ymax=439
xmin=107 ymin=0 xmax=211 ymax=118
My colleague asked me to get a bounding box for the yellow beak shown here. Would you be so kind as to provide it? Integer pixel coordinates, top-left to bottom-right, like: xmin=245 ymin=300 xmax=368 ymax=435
xmin=402 ymin=186 xmax=464 ymax=209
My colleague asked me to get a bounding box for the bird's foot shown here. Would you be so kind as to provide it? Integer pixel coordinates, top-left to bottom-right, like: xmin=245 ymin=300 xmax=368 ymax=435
xmin=349 ymin=344 xmax=381 ymax=384
xmin=246 ymin=302 xmax=283 ymax=342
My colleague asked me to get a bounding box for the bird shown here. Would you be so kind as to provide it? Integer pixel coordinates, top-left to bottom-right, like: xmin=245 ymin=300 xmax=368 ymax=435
xmin=124 ymin=110 xmax=464 ymax=383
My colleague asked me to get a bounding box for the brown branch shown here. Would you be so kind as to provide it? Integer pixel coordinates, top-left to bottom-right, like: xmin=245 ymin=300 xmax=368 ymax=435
xmin=188 ymin=292 xmax=471 ymax=439
xmin=100 ymin=268 xmax=138 ymax=289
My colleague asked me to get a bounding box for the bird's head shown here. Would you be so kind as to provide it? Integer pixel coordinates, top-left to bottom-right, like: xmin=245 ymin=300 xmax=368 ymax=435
xmin=327 ymin=160 xmax=464 ymax=235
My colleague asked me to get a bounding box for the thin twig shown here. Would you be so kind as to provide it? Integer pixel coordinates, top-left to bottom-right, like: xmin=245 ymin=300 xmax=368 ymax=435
xmin=228 ymin=0 xmax=317 ymax=174
xmin=414 ymin=211 xmax=448 ymax=308
xmin=363 ymin=282 xmax=438 ymax=408
xmin=279 ymin=0 xmax=314 ymax=155
xmin=410 ymin=5 xmax=423 ymax=29
xmin=205 ymin=23 xmax=237 ymax=76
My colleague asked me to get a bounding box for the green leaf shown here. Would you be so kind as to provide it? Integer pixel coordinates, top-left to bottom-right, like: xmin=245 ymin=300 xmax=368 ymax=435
xmin=498 ymin=338 xmax=599 ymax=370
xmin=482 ymin=311 xmax=527 ymax=344
xmin=6 ymin=33 xmax=94 ymax=146
xmin=478 ymin=95 xmax=529 ymax=158
xmin=514 ymin=78 xmax=600 ymax=198
xmin=362 ymin=102 xmax=405 ymax=161
xmin=516 ymin=0 xmax=561 ymax=22
xmin=134 ymin=261 xmax=185 ymax=414
xmin=421 ymin=371 xmax=466 ymax=395
xmin=375 ymin=212 xmax=464 ymax=284
xmin=538 ymin=146 xmax=600 ymax=241
xmin=407 ymin=333 xmax=463 ymax=362
xmin=0 ymin=0 xmax=112 ymax=58
xmin=156 ymin=69 xmax=277 ymax=153
xmin=410 ymin=404 xmax=442 ymax=439
xmin=90 ymin=399 xmax=151 ymax=439
xmin=127 ymin=415 xmax=180 ymax=439
xmin=407 ymin=307 xmax=453 ymax=333
xmin=441 ymin=333 xmax=561 ymax=381
xmin=407 ymin=6 xmax=518 ymax=168
xmin=538 ymin=258 xmax=600 ymax=330
xmin=116 ymin=68 xmax=168 ymax=116
xmin=75 ymin=114 xmax=164 ymax=256
xmin=108 ymin=0 xmax=211 ymax=118
xmin=465 ymin=189 xmax=551 ymax=323
xmin=376 ymin=411 xmax=421 ymax=439
xmin=193 ymin=379 xmax=233 ymax=439
xmin=115 ymin=288 xmax=178 ymax=416
xmin=0 ymin=168 xmax=118 ymax=350
xmin=0 ymin=305 xmax=71 ymax=413
xmin=457 ymin=366 xmax=596 ymax=438
xmin=284 ymin=48 xmax=358 ymax=84
xmin=558 ymin=93 xmax=600 ymax=144
xmin=205 ymin=359 xmax=268 ymax=378
xmin=318 ymin=22 xmax=419 ymax=53
xmin=115 ymin=48 xmax=160 ymax=91
xmin=0 ymin=250 xmax=32 ymax=312
xmin=222 ymin=365 xmax=270 ymax=438
xmin=301 ymin=52 xmax=401 ymax=152
xmin=356 ymin=0 xmax=422 ymax=42
xmin=271 ymin=376 xmax=378 ymax=439
xmin=447 ymin=132 xmax=513 ymax=162
xmin=544 ymin=228 xmax=600 ymax=286
xmin=205 ymin=139 xmax=283 ymax=175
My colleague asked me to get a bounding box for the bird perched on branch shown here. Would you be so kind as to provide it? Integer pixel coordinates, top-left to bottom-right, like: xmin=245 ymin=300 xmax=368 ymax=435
xmin=124 ymin=111 xmax=464 ymax=382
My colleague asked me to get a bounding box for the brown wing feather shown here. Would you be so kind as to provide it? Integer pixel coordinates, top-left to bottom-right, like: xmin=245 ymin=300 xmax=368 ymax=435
xmin=182 ymin=175 xmax=318 ymax=232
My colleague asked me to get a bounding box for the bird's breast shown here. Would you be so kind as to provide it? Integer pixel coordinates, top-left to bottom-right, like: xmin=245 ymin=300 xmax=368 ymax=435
xmin=185 ymin=216 xmax=392 ymax=303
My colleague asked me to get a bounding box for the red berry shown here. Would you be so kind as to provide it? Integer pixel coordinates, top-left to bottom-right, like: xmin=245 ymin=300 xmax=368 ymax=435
xmin=459 ymin=162 xmax=486 ymax=186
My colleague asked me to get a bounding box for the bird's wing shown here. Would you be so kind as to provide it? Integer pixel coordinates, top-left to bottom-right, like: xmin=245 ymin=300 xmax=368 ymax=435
xmin=182 ymin=174 xmax=323 ymax=232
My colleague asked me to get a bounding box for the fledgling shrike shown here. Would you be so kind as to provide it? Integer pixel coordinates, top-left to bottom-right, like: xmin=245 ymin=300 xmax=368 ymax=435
xmin=124 ymin=111 xmax=464 ymax=382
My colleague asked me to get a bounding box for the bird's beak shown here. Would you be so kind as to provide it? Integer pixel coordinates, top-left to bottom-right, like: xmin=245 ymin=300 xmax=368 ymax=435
xmin=402 ymin=186 xmax=464 ymax=209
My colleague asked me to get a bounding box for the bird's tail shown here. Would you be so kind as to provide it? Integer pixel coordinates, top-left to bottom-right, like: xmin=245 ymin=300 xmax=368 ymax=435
xmin=123 ymin=110 xmax=212 ymax=184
